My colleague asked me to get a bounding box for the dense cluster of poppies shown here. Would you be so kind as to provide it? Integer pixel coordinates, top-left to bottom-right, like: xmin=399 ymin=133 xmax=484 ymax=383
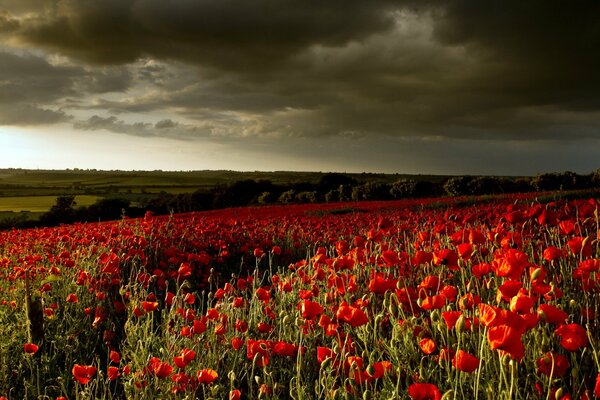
xmin=0 ymin=194 xmax=599 ymax=399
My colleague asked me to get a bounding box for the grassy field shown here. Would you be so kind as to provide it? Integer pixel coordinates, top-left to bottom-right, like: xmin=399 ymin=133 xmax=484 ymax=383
xmin=0 ymin=168 xmax=451 ymax=214
xmin=0 ymin=195 xmax=101 ymax=212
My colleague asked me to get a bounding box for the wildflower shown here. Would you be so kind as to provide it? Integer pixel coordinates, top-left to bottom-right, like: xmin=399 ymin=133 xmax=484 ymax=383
xmin=408 ymin=382 xmax=442 ymax=400
xmin=300 ymin=300 xmax=324 ymax=319
xmin=418 ymin=338 xmax=437 ymax=355
xmin=72 ymin=364 xmax=97 ymax=384
xmin=487 ymin=325 xmax=525 ymax=361
xmin=197 ymin=368 xmax=218 ymax=384
xmin=148 ymin=357 xmax=173 ymax=379
xmin=107 ymin=366 xmax=120 ymax=381
xmin=24 ymin=343 xmax=39 ymax=355
xmin=336 ymin=302 xmax=369 ymax=327
xmin=536 ymin=352 xmax=569 ymax=378
xmin=229 ymin=389 xmax=242 ymax=400
xmin=452 ymin=350 xmax=480 ymax=373
xmin=555 ymin=323 xmax=588 ymax=351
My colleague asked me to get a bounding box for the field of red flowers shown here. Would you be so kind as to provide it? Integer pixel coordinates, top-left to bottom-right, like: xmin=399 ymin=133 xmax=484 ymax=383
xmin=0 ymin=194 xmax=599 ymax=399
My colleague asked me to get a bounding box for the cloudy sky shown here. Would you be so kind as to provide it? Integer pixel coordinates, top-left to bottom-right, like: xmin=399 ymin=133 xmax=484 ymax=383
xmin=1 ymin=1 xmax=599 ymax=175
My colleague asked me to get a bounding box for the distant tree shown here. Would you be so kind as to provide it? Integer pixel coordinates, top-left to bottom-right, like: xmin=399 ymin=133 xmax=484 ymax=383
xmin=318 ymin=173 xmax=357 ymax=192
xmin=295 ymin=191 xmax=317 ymax=203
xmin=324 ymin=190 xmax=339 ymax=203
xmin=278 ymin=189 xmax=296 ymax=204
xmin=591 ymin=169 xmax=600 ymax=187
xmin=338 ymin=184 xmax=353 ymax=202
xmin=531 ymin=172 xmax=580 ymax=192
xmin=39 ymin=195 xmax=77 ymax=226
xmin=258 ymin=191 xmax=277 ymax=204
xmin=443 ymin=176 xmax=472 ymax=196
xmin=85 ymin=198 xmax=130 ymax=221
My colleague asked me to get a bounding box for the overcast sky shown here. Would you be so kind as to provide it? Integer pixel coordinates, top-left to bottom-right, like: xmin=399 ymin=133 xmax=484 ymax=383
xmin=1 ymin=0 xmax=599 ymax=175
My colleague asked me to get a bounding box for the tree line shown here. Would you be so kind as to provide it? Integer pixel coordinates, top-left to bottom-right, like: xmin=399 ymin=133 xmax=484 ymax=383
xmin=2 ymin=170 xmax=600 ymax=230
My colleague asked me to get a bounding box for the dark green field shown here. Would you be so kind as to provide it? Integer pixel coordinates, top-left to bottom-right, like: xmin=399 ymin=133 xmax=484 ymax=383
xmin=0 ymin=168 xmax=446 ymax=212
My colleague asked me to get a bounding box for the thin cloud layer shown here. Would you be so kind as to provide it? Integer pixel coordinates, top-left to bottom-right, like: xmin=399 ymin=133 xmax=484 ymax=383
xmin=1 ymin=1 xmax=599 ymax=173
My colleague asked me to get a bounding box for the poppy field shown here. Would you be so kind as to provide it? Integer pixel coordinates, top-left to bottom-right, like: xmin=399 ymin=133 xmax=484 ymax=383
xmin=0 ymin=194 xmax=599 ymax=399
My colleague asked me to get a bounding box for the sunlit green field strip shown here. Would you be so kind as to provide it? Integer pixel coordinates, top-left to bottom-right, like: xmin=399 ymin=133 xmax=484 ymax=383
xmin=0 ymin=195 xmax=100 ymax=212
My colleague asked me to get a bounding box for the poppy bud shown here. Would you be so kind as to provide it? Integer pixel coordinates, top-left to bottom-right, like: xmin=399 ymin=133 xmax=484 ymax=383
xmin=436 ymin=322 xmax=445 ymax=334
xmin=388 ymin=302 xmax=398 ymax=317
xmin=554 ymin=388 xmax=564 ymax=399
xmin=455 ymin=315 xmax=466 ymax=333
xmin=320 ymin=357 xmax=332 ymax=369
xmin=571 ymin=367 xmax=579 ymax=379
xmin=366 ymin=364 xmax=376 ymax=376
xmin=530 ymin=267 xmax=543 ymax=281
xmin=228 ymin=371 xmax=236 ymax=382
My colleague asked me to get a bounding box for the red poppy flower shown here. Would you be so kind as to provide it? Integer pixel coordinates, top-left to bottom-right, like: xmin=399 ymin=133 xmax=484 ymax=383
xmin=141 ymin=301 xmax=159 ymax=313
xmin=231 ymin=337 xmax=244 ymax=350
xmin=433 ymin=249 xmax=459 ymax=269
xmin=66 ymin=293 xmax=78 ymax=303
xmin=510 ymin=293 xmax=535 ymax=314
xmin=24 ymin=343 xmax=39 ymax=355
xmin=197 ymin=368 xmax=218 ymax=384
xmin=419 ymin=338 xmax=437 ymax=355
xmin=478 ymin=303 xmax=501 ymax=327
xmin=149 ymin=357 xmax=173 ymax=379
xmin=555 ymin=323 xmax=588 ymax=351
xmin=257 ymin=322 xmax=273 ymax=333
xmin=107 ymin=350 xmax=120 ymax=364
xmin=229 ymin=389 xmax=242 ymax=400
xmin=255 ymin=287 xmax=270 ymax=303
xmin=536 ymin=352 xmax=569 ymax=378
xmin=542 ymin=246 xmax=564 ymax=262
xmin=184 ymin=293 xmax=195 ymax=304
xmin=441 ymin=311 xmax=463 ymax=330
xmin=273 ymin=341 xmax=299 ymax=357
xmin=457 ymin=243 xmax=474 ymax=260
xmin=107 ymin=366 xmax=120 ymax=381
xmin=408 ymin=382 xmax=442 ymax=400
xmin=193 ymin=319 xmax=207 ymax=334
xmin=72 ymin=364 xmax=97 ymax=384
xmin=420 ymin=295 xmax=446 ymax=310
xmin=382 ymin=250 xmax=400 ymax=266
xmin=492 ymin=249 xmax=529 ymax=280
xmin=487 ymin=325 xmax=525 ymax=361
xmin=317 ymin=347 xmax=335 ymax=364
xmin=567 ymin=236 xmax=592 ymax=258
xmin=368 ymin=361 xmax=393 ymax=379
xmin=452 ymin=350 xmax=480 ymax=373
xmin=537 ymin=304 xmax=568 ymax=325
xmin=300 ymin=300 xmax=324 ymax=319
xmin=595 ymin=372 xmax=600 ymax=398
xmin=471 ymin=263 xmax=492 ymax=279
xmin=368 ymin=273 xmax=398 ymax=294
xmin=412 ymin=251 xmax=433 ymax=266
xmin=336 ymin=303 xmax=369 ymax=327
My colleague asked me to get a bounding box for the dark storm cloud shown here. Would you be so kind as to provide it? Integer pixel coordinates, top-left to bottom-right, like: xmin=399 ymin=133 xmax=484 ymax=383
xmin=1 ymin=0 xmax=397 ymax=67
xmin=0 ymin=50 xmax=134 ymax=124
xmin=74 ymin=114 xmax=214 ymax=139
xmin=0 ymin=104 xmax=69 ymax=125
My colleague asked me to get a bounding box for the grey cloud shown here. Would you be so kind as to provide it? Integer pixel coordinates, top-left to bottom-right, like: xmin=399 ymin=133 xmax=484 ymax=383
xmin=155 ymin=119 xmax=177 ymax=129
xmin=2 ymin=0 xmax=397 ymax=68
xmin=0 ymin=104 xmax=69 ymax=125
xmin=73 ymin=114 xmax=215 ymax=139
